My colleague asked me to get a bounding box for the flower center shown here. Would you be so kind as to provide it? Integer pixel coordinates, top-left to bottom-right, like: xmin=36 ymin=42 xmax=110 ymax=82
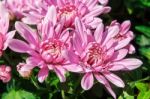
xmin=57 ymin=4 xmax=78 ymax=27
xmin=83 ymin=43 xmax=105 ymax=67
xmin=40 ymin=39 xmax=66 ymax=64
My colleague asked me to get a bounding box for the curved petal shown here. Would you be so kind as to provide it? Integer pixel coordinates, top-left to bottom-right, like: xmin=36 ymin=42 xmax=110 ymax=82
xmin=3 ymin=30 xmax=16 ymax=50
xmin=63 ymin=64 xmax=83 ymax=72
xmin=115 ymin=38 xmax=131 ymax=50
xmin=94 ymin=73 xmax=116 ymax=99
xmin=120 ymin=20 xmax=131 ymax=35
xmin=113 ymin=58 xmax=143 ymax=70
xmin=38 ymin=67 xmax=49 ymax=83
xmin=44 ymin=6 xmax=57 ymax=25
xmin=104 ymin=72 xmax=125 ymax=88
xmin=111 ymin=49 xmax=128 ymax=61
xmin=94 ymin=22 xmax=104 ymax=43
xmin=75 ymin=17 xmax=87 ymax=44
xmin=15 ymin=22 xmax=37 ymax=46
xmin=81 ymin=73 xmax=94 ymax=90
xmin=9 ymin=39 xmax=31 ymax=53
xmin=54 ymin=66 xmax=66 ymax=82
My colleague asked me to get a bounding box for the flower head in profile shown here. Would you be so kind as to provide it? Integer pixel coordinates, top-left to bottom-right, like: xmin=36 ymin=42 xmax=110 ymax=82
xmin=0 ymin=65 xmax=11 ymax=83
xmin=9 ymin=6 xmax=77 ymax=83
xmin=0 ymin=2 xmax=15 ymax=57
xmin=22 ymin=0 xmax=111 ymax=28
xmin=69 ymin=18 xmax=142 ymax=99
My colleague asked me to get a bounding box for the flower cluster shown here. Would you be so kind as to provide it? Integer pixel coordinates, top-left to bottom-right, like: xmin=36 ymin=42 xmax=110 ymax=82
xmin=0 ymin=0 xmax=142 ymax=98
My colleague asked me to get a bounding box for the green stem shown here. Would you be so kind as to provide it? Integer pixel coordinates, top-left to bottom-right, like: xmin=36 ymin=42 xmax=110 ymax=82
xmin=31 ymin=76 xmax=41 ymax=90
xmin=61 ymin=90 xmax=65 ymax=99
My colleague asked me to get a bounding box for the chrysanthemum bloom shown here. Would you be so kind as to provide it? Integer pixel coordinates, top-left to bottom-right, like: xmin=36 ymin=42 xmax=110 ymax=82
xmin=22 ymin=0 xmax=111 ymax=28
xmin=9 ymin=6 xmax=78 ymax=83
xmin=0 ymin=2 xmax=15 ymax=56
xmin=109 ymin=20 xmax=135 ymax=54
xmin=0 ymin=65 xmax=11 ymax=83
xmin=69 ymin=18 xmax=142 ymax=99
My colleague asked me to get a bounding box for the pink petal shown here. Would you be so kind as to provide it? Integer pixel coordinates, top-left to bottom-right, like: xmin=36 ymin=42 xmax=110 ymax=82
xmin=38 ymin=67 xmax=49 ymax=83
xmin=94 ymin=23 xmax=104 ymax=43
xmin=104 ymin=72 xmax=125 ymax=88
xmin=75 ymin=17 xmax=87 ymax=44
xmin=111 ymin=49 xmax=128 ymax=61
xmin=113 ymin=58 xmax=143 ymax=70
xmin=9 ymin=39 xmax=31 ymax=53
xmin=3 ymin=30 xmax=16 ymax=50
xmin=44 ymin=6 xmax=57 ymax=25
xmin=99 ymin=0 xmax=108 ymax=5
xmin=54 ymin=66 xmax=66 ymax=82
xmin=81 ymin=73 xmax=94 ymax=90
xmin=15 ymin=22 xmax=37 ymax=46
xmin=94 ymin=73 xmax=116 ymax=99
xmin=115 ymin=38 xmax=131 ymax=50
xmin=63 ymin=64 xmax=83 ymax=72
xmin=102 ymin=26 xmax=119 ymax=46
xmin=109 ymin=64 xmax=126 ymax=71
xmin=120 ymin=20 xmax=131 ymax=35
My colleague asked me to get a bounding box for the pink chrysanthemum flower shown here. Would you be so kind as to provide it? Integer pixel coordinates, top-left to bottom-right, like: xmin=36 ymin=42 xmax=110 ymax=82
xmin=69 ymin=18 xmax=142 ymax=99
xmin=0 ymin=65 xmax=11 ymax=83
xmin=22 ymin=0 xmax=111 ymax=28
xmin=0 ymin=2 xmax=15 ymax=56
xmin=109 ymin=20 xmax=135 ymax=54
xmin=8 ymin=6 xmax=78 ymax=83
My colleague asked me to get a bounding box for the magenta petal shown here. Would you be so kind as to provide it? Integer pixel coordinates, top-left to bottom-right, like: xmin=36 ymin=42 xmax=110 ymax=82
xmin=115 ymin=38 xmax=131 ymax=50
xmin=63 ymin=64 xmax=83 ymax=72
xmin=94 ymin=73 xmax=106 ymax=85
xmin=54 ymin=66 xmax=66 ymax=82
xmin=120 ymin=20 xmax=131 ymax=35
xmin=81 ymin=73 xmax=94 ymax=90
xmin=113 ymin=58 xmax=143 ymax=70
xmin=104 ymin=72 xmax=125 ymax=88
xmin=109 ymin=64 xmax=125 ymax=71
xmin=94 ymin=73 xmax=116 ymax=99
xmin=3 ymin=30 xmax=16 ymax=50
xmin=9 ymin=39 xmax=31 ymax=53
xmin=15 ymin=22 xmax=37 ymax=45
xmin=75 ymin=17 xmax=87 ymax=44
xmin=44 ymin=6 xmax=57 ymax=25
xmin=38 ymin=67 xmax=49 ymax=83
xmin=111 ymin=49 xmax=128 ymax=61
xmin=94 ymin=23 xmax=104 ymax=43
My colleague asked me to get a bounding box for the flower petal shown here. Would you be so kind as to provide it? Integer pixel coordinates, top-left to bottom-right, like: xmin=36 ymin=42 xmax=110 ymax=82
xmin=94 ymin=73 xmax=116 ymax=99
xmin=54 ymin=66 xmax=66 ymax=82
xmin=111 ymin=49 xmax=128 ymax=61
xmin=38 ymin=67 xmax=49 ymax=83
xmin=104 ymin=72 xmax=125 ymax=88
xmin=113 ymin=58 xmax=143 ymax=70
xmin=15 ymin=22 xmax=37 ymax=46
xmin=44 ymin=6 xmax=57 ymax=25
xmin=81 ymin=73 xmax=94 ymax=90
xmin=94 ymin=22 xmax=104 ymax=43
xmin=9 ymin=39 xmax=31 ymax=53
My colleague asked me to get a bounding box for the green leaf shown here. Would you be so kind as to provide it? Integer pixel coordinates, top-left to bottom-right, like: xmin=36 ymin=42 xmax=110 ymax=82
xmin=2 ymin=90 xmax=37 ymax=99
xmin=135 ymin=25 xmax=150 ymax=38
xmin=143 ymin=90 xmax=150 ymax=99
xmin=135 ymin=82 xmax=148 ymax=92
xmin=140 ymin=0 xmax=150 ymax=7
xmin=118 ymin=91 xmax=134 ymax=99
xmin=139 ymin=48 xmax=150 ymax=60
xmin=136 ymin=35 xmax=150 ymax=46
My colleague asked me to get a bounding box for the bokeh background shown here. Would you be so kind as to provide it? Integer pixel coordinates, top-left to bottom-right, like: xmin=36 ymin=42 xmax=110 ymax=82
xmin=0 ymin=0 xmax=150 ymax=99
